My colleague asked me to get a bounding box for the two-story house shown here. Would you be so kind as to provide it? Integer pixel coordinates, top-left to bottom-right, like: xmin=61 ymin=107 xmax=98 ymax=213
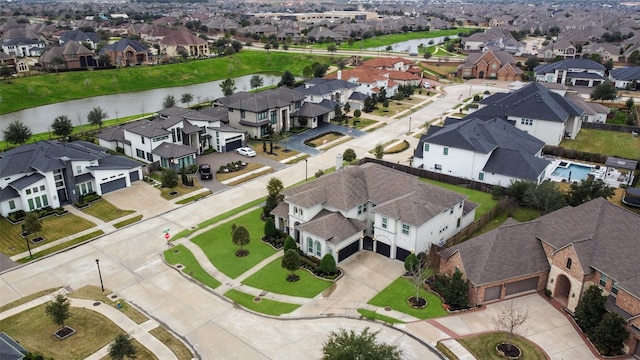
xmin=610 ymin=66 xmax=640 ymax=89
xmin=439 ymin=197 xmax=640 ymax=357
xmin=58 ymin=29 xmax=101 ymax=50
xmin=39 ymin=41 xmax=97 ymax=70
xmin=534 ymin=58 xmax=606 ymax=87
xmin=470 ymin=82 xmax=584 ymax=146
xmin=457 ymin=50 xmax=522 ymax=81
xmin=99 ymin=38 xmax=151 ymax=67
xmin=538 ymin=38 xmax=578 ymax=60
xmin=271 ymin=162 xmax=477 ymax=263
xmin=413 ymin=117 xmax=551 ymax=186
xmin=214 ymin=88 xmax=306 ymax=138
xmin=0 ymin=141 xmax=142 ymax=217
xmin=324 ymin=67 xmax=399 ymax=98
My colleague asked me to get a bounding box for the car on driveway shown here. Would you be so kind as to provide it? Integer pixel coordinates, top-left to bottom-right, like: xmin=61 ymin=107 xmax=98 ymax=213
xmin=199 ymin=164 xmax=213 ymax=180
xmin=236 ymin=147 xmax=256 ymax=157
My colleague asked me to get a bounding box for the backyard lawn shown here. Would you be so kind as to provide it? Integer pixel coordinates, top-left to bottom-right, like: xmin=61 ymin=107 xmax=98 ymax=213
xmin=470 ymin=206 xmax=542 ymax=237
xmin=421 ymin=179 xmax=498 ymax=220
xmin=225 ymin=289 xmax=301 ymax=316
xmin=560 ymin=128 xmax=640 ymax=159
xmin=368 ymin=277 xmax=447 ymax=319
xmin=163 ymin=245 xmax=221 ymax=289
xmin=81 ymin=199 xmax=135 ymax=222
xmin=0 ymin=214 xmax=96 ymax=256
xmin=191 ymin=208 xmax=277 ymax=279
xmin=458 ymin=332 xmax=548 ymax=360
xmin=241 ymin=258 xmax=333 ymax=298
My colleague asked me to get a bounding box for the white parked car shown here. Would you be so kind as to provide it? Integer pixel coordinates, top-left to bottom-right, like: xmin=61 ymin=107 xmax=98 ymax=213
xmin=236 ymin=147 xmax=256 ymax=157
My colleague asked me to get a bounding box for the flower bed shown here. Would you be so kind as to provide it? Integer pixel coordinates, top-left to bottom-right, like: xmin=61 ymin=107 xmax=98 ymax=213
xmin=218 ymin=161 xmax=247 ymax=173
xmin=7 ymin=206 xmax=68 ymax=224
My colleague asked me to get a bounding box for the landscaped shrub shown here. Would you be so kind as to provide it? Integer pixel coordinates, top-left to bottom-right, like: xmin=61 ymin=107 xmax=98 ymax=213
xmin=7 ymin=210 xmax=26 ymax=223
xmin=473 ymin=94 xmax=481 ymax=102
xmin=319 ymin=254 xmax=337 ymax=275
xmin=264 ymin=217 xmax=276 ymax=238
xmin=315 ymin=169 xmax=325 ymax=178
xmin=343 ymin=148 xmax=357 ymax=162
xmin=303 ymin=132 xmax=342 ymax=147
xmin=283 ymin=236 xmax=297 ymax=253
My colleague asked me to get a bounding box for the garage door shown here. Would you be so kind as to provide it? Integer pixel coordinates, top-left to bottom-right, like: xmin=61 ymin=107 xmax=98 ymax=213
xmin=225 ymin=139 xmax=242 ymax=152
xmin=395 ymin=247 xmax=411 ymax=262
xmin=484 ymin=285 xmax=501 ymax=302
xmin=574 ymin=79 xmax=589 ymax=86
xmin=100 ymin=178 xmax=126 ymax=194
xmin=376 ymin=241 xmax=391 ymax=258
xmin=505 ymin=277 xmax=539 ymax=296
xmin=129 ymin=170 xmax=140 ymax=182
xmin=634 ymin=340 xmax=640 ymax=358
xmin=338 ymin=240 xmax=360 ymax=262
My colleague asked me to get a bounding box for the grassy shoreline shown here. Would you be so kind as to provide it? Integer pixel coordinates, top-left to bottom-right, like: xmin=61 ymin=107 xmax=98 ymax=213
xmin=319 ymin=28 xmax=476 ymax=50
xmin=0 ymin=51 xmax=336 ymax=114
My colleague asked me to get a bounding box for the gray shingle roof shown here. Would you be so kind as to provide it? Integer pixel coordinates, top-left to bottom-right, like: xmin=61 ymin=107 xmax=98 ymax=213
xmin=534 ymin=58 xmax=605 ymax=74
xmin=9 ymin=173 xmax=45 ymax=190
xmin=292 ymin=102 xmax=333 ymax=118
xmin=219 ymin=88 xmax=306 ymax=113
xmin=100 ymin=38 xmax=148 ymax=53
xmin=482 ymin=148 xmax=549 ymax=180
xmin=0 ymin=141 xmax=99 ymax=177
xmin=470 ymin=82 xmax=583 ymax=123
xmin=151 ymin=142 xmax=196 ymax=158
xmin=59 ymin=29 xmax=100 ymax=44
xmin=296 ymin=79 xmax=358 ymax=96
xmin=610 ymin=66 xmax=640 ymax=81
xmin=298 ymin=210 xmax=367 ymax=244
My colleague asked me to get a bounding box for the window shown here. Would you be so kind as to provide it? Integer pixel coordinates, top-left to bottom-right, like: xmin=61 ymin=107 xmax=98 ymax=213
xmin=566 ymin=258 xmax=572 ymax=269
xmin=424 ymin=143 xmax=429 ymax=152
xmin=434 ymin=164 xmax=442 ymax=171
xmin=258 ymin=111 xmax=268 ymax=120
xmin=136 ymin=149 xmax=145 ymax=159
xmin=41 ymin=195 xmax=48 ymax=207
xmin=315 ymin=241 xmax=321 ymax=257
xmin=294 ymin=207 xmax=298 ymax=215
xmin=357 ymin=203 xmax=368 ymax=214
xmin=599 ymin=274 xmax=608 ymax=287
xmin=308 ymin=238 xmax=313 ymax=253
xmin=146 ymin=153 xmax=153 ymax=162
xmin=612 ymin=282 xmax=619 ymax=296
xmin=492 ymin=63 xmax=497 ymax=69
xmin=9 ymin=200 xmax=15 ymax=210
xmin=76 ymin=165 xmax=83 ymax=174
xmin=40 ymin=185 xmax=45 ymax=191
xmin=478 ymin=172 xmax=485 ymax=181
xmin=295 ymin=101 xmax=301 ymax=109
xmin=32 ymin=187 xmax=38 ymax=193
xmin=520 ymin=118 xmax=533 ymax=126
xmin=381 ymin=217 xmax=388 ymax=229
xmin=54 ymin=170 xmax=64 ymax=187
xmin=270 ymin=110 xmax=277 ymax=124
xmin=26 ymin=189 xmax=31 ymax=195
xmin=28 ymin=198 xmax=35 ymax=211
xmin=241 ymin=110 xmax=246 ymax=119
xmin=141 ymin=136 xmax=145 ymax=144
xmin=153 ymin=135 xmax=169 ymax=142
xmin=299 ymin=209 xmax=303 ymax=216
xmin=443 ymin=147 xmax=449 ymax=155
xmin=457 ymin=217 xmax=461 ymax=228
xmin=401 ymin=223 xmax=410 ymax=235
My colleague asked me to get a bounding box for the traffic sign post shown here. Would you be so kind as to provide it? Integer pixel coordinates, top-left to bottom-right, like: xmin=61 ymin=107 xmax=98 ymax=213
xmin=164 ymin=232 xmax=170 ymax=240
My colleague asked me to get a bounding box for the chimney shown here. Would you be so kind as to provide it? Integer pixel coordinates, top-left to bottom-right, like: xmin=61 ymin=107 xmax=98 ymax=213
xmin=337 ymin=70 xmax=342 ymax=80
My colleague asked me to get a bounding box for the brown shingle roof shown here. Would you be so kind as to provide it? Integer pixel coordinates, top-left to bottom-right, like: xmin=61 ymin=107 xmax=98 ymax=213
xmin=297 ymin=210 xmax=367 ymax=244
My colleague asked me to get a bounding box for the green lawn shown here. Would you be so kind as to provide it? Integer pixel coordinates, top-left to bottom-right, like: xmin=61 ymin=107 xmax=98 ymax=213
xmin=458 ymin=332 xmax=548 ymax=360
xmin=607 ymin=108 xmax=629 ymax=125
xmin=1 ymin=51 xmax=334 ymax=114
xmin=173 ymin=199 xmax=265 ymax=239
xmin=0 ymin=214 xmax=96 ymax=256
xmin=163 ymin=245 xmax=221 ymax=289
xmin=241 ymin=257 xmax=333 ymax=298
xmin=326 ymin=28 xmax=476 ymax=50
xmin=357 ymin=309 xmax=404 ymax=324
xmin=113 ymin=215 xmax=144 ymax=229
xmin=560 ymin=128 xmax=640 ymax=159
xmin=421 ymin=179 xmax=498 ymax=220
xmin=367 ymin=277 xmax=447 ymax=319
xmin=17 ymin=230 xmax=104 ymax=263
xmin=191 ymin=208 xmax=277 ymax=279
xmin=470 ymin=207 xmax=542 ymax=237
xmin=81 ymin=199 xmax=135 ymax=222
xmin=225 ymin=289 xmax=301 ymax=316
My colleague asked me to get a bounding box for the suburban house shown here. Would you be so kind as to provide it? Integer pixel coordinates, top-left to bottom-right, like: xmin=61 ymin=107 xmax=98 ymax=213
xmin=0 ymin=141 xmax=142 ymax=217
xmin=324 ymin=67 xmax=399 ymax=97
xmin=610 ymin=66 xmax=640 ymax=89
xmin=413 ymin=117 xmax=551 ymax=186
xmin=58 ymin=29 xmax=101 ymax=50
xmin=140 ymin=27 xmax=209 ymax=58
xmin=0 ymin=52 xmax=17 ymax=73
xmin=0 ymin=28 xmax=47 ymax=57
xmin=582 ymin=42 xmax=622 ymax=62
xmin=290 ymin=78 xmax=359 ymax=128
xmin=457 ymin=50 xmax=522 ymax=81
xmin=99 ymin=38 xmax=151 ymax=67
xmin=213 ymin=88 xmax=306 ymax=138
xmin=439 ymin=197 xmax=640 ymax=357
xmin=538 ymin=38 xmax=578 ymax=60
xmin=534 ymin=58 xmax=607 ymax=87
xmin=97 ymin=107 xmax=246 ymax=166
xmin=470 ymin=82 xmax=584 ymax=146
xmin=361 ymin=57 xmax=413 ymax=72
xmin=271 ymin=162 xmax=477 ymax=263
xmin=39 ymin=41 xmax=96 ymax=70
xmin=566 ymin=94 xmax=610 ymax=123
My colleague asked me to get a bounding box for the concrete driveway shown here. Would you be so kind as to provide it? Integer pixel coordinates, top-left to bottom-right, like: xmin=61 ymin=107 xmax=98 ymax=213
xmin=286 ymin=122 xmax=366 ymax=155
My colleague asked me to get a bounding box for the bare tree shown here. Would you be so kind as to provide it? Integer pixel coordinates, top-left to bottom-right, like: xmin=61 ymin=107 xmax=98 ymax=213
xmin=492 ymin=300 xmax=529 ymax=353
xmin=406 ymin=252 xmax=430 ymax=307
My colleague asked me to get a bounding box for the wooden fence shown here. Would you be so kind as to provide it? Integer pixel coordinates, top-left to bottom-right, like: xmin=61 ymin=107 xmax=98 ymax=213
xmin=582 ymin=122 xmax=640 ymax=133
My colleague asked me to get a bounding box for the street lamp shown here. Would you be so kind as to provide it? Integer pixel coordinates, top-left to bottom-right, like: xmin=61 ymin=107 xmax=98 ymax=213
xmin=95 ymin=259 xmax=104 ymax=292
xmin=305 ymin=158 xmax=308 ymax=181
xmin=408 ymin=116 xmax=412 ymax=133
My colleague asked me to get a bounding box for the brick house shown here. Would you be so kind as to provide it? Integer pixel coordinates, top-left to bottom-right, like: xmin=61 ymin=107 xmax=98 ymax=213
xmin=39 ymin=41 xmax=96 ymax=70
xmin=99 ymin=38 xmax=151 ymax=67
xmin=457 ymin=50 xmax=522 ymax=81
xmin=439 ymin=198 xmax=640 ymax=356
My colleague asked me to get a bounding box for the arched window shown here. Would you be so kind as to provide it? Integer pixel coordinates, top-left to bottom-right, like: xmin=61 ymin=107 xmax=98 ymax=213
xmin=300 ymin=208 xmax=303 ymax=216
xmin=566 ymin=258 xmax=572 ymax=269
xmin=315 ymin=241 xmax=322 ymax=257
xmin=307 ymin=237 xmax=313 ymax=253
xmin=294 ymin=207 xmax=298 ymax=214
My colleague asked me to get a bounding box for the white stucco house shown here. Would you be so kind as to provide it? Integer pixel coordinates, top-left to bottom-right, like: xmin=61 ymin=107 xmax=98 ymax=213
xmin=413 ymin=117 xmax=551 ymax=186
xmin=534 ymin=59 xmax=607 ymax=87
xmin=471 ymin=82 xmax=584 ymax=146
xmin=271 ymin=162 xmax=477 ymax=263
xmin=0 ymin=141 xmax=142 ymax=217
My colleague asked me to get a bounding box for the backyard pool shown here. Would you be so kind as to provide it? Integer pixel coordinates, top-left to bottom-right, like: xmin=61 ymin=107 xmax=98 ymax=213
xmin=550 ymin=162 xmax=594 ymax=182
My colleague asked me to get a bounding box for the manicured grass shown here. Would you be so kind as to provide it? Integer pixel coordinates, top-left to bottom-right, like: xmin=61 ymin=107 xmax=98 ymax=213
xmin=607 ymin=108 xmax=629 ymax=125
xmin=0 ymin=288 xmax=60 ymax=313
xmin=372 ymin=101 xmax=415 ymax=116
xmin=175 ymin=191 xmax=212 ymax=205
xmin=357 ymin=309 xmax=404 ymax=324
xmin=560 ymin=128 xmax=640 ymax=159
xmin=421 ymin=179 xmax=498 ymax=220
xmin=0 ymin=214 xmax=96 ymax=256
xmin=163 ymin=244 xmax=221 ymax=289
xmin=68 ymin=285 xmax=149 ymax=324
xmin=215 ymin=163 xmax=268 ymax=182
xmin=349 ymin=117 xmax=378 ymax=129
xmin=149 ymin=326 xmax=194 ymax=360
xmin=81 ymin=199 xmax=135 ymax=222
xmin=1 ymin=51 xmax=334 ymax=114
xmin=226 ymin=168 xmax=274 ymax=186
xmin=307 ymin=132 xmax=344 ymax=147
xmin=17 ymin=230 xmax=104 ymax=263
xmin=471 ymin=206 xmax=542 ymax=237
xmin=458 ymin=332 xmax=548 ymax=360
xmin=225 ymin=289 xmax=301 ymax=316
xmin=250 ymin=141 xmax=301 ymax=161
xmin=172 ymin=198 xmax=265 ymax=239
xmin=191 ymin=208 xmax=277 ymax=278
xmin=158 ymin=182 xmax=202 ymax=200
xmin=327 ymin=28 xmax=476 ymax=50
xmin=368 ymin=277 xmax=447 ymax=319
xmin=241 ymin=258 xmax=333 ymax=298
xmin=437 ymin=341 xmax=460 ymax=360
xmin=1 ymin=304 xmax=121 ymax=359
xmin=113 ymin=215 xmax=144 ymax=228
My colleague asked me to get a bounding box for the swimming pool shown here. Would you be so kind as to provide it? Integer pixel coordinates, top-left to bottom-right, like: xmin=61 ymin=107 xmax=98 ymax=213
xmin=551 ymin=163 xmax=593 ymax=182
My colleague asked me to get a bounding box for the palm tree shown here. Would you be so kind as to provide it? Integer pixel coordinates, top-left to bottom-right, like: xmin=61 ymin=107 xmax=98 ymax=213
xmin=87 ymin=107 xmax=107 ymax=129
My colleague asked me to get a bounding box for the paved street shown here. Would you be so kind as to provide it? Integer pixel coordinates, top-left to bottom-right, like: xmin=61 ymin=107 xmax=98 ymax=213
xmin=0 ymin=83 xmax=597 ymax=360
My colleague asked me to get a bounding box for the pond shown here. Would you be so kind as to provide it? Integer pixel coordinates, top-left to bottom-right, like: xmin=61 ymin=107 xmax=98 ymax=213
xmin=0 ymin=73 xmax=284 ymax=135
xmin=366 ymin=35 xmax=458 ymax=54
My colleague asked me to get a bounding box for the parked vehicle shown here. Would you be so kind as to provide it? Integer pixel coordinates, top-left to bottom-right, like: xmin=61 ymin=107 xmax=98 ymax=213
xmin=199 ymin=164 xmax=213 ymax=180
xmin=236 ymin=147 xmax=256 ymax=157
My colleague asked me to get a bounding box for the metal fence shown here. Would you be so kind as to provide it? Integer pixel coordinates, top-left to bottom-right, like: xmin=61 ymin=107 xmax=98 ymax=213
xmin=582 ymin=122 xmax=640 ymax=133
